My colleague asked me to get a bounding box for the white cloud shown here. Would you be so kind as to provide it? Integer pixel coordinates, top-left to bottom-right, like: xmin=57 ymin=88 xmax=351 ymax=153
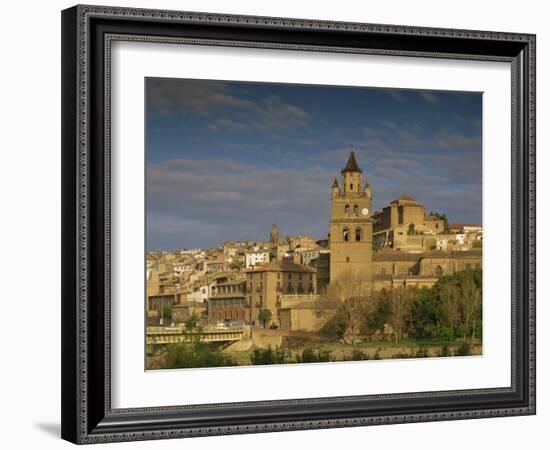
xmin=419 ymin=91 xmax=440 ymax=105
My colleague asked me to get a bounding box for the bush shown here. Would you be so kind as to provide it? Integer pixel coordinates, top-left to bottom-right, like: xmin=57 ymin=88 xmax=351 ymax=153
xmin=250 ymin=346 xmax=288 ymax=365
xmin=414 ymin=346 xmax=429 ymax=358
xmin=342 ymin=348 xmax=370 ymax=361
xmin=456 ymin=342 xmax=471 ymax=356
xmin=438 ymin=343 xmax=451 ymax=357
xmin=425 ymin=324 xmax=455 ymax=341
xmin=296 ymin=347 xmax=333 ymax=363
xmin=164 ymin=342 xmax=237 ymax=369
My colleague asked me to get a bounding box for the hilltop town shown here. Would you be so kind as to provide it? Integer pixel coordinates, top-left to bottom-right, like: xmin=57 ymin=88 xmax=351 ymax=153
xmin=146 ymin=151 xmax=483 ymax=367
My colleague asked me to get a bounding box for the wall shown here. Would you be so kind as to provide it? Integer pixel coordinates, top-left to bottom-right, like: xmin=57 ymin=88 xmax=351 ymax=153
xmin=0 ymin=1 xmax=546 ymax=449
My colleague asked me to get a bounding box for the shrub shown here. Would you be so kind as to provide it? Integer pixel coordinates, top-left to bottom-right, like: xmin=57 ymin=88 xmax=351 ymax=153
xmin=438 ymin=343 xmax=451 ymax=357
xmin=164 ymin=342 xmax=236 ymax=369
xmin=456 ymin=342 xmax=471 ymax=356
xmin=250 ymin=346 xmax=288 ymax=365
xmin=343 ymin=348 xmax=370 ymax=361
xmin=296 ymin=347 xmax=333 ymax=363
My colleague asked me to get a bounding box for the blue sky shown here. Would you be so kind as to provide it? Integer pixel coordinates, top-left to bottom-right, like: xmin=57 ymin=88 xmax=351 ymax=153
xmin=146 ymin=78 xmax=482 ymax=251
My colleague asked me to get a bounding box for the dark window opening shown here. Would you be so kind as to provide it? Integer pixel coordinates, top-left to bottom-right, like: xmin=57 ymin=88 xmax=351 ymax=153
xmin=343 ymin=228 xmax=349 ymax=242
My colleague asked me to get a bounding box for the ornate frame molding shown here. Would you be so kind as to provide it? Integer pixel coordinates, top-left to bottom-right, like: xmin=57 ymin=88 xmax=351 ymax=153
xmin=61 ymin=5 xmax=536 ymax=444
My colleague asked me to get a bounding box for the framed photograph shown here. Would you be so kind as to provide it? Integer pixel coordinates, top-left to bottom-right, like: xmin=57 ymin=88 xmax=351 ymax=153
xmin=61 ymin=5 xmax=536 ymax=444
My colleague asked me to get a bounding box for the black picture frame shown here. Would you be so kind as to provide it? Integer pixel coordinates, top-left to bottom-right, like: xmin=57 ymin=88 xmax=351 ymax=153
xmin=61 ymin=4 xmax=536 ymax=444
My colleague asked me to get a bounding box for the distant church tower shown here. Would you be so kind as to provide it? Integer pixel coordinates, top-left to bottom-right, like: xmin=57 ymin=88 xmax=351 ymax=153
xmin=270 ymin=223 xmax=280 ymax=244
xmin=329 ymin=150 xmax=373 ymax=284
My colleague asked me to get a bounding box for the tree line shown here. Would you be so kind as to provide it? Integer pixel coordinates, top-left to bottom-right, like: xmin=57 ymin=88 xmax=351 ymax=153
xmin=323 ymin=268 xmax=482 ymax=344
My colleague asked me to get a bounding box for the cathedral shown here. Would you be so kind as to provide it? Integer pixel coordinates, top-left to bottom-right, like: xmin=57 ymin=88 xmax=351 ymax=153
xmin=329 ymin=151 xmax=373 ymax=284
xmin=326 ymin=151 xmax=482 ymax=292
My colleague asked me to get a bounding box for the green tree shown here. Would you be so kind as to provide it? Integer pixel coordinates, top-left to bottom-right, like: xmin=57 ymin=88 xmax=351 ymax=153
xmin=257 ymin=308 xmax=272 ymax=328
xmin=162 ymin=314 xmax=237 ymax=369
xmin=429 ymin=211 xmax=449 ymax=233
xmin=366 ymin=290 xmax=392 ymax=334
xmin=162 ymin=305 xmax=172 ymax=320
xmin=410 ymin=287 xmax=441 ymax=338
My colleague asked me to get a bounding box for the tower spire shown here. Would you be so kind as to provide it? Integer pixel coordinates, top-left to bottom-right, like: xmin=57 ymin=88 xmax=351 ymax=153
xmin=341 ymin=150 xmax=362 ymax=174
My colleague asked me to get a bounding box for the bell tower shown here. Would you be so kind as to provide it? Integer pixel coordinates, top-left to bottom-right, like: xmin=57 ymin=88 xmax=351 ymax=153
xmin=329 ymin=150 xmax=373 ymax=284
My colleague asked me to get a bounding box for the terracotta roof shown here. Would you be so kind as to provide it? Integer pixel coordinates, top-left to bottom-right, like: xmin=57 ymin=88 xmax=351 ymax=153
xmin=341 ymin=150 xmax=362 ymax=174
xmin=249 ymin=260 xmax=316 ymax=273
xmin=449 ymin=223 xmax=482 ymax=229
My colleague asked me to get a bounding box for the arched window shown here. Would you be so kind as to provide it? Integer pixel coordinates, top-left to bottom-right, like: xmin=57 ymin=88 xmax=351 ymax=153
xmin=466 ymin=263 xmax=472 ymax=270
xmin=355 ymin=228 xmax=362 ymax=241
xmin=343 ymin=228 xmax=349 ymax=242
xmin=353 ymin=205 xmax=358 ymax=216
xmin=475 ymin=263 xmax=481 ymax=270
xmin=350 ymin=183 xmax=353 ymax=191
xmin=344 ymin=204 xmax=350 ymax=216
xmin=435 ymin=265 xmax=443 ymax=277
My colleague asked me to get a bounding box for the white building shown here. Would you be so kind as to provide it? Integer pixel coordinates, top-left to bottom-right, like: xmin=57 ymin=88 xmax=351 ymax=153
xmin=245 ymin=250 xmax=270 ymax=269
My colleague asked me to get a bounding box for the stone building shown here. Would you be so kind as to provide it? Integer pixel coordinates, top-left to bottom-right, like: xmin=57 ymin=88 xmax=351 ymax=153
xmin=246 ymin=260 xmax=316 ymax=326
xmin=244 ymin=249 xmax=270 ymax=269
xmin=329 ymin=151 xmax=373 ymax=284
xmin=269 ymin=223 xmax=280 ymax=244
xmin=172 ymin=301 xmax=207 ymax=324
xmin=372 ymin=196 xmax=445 ymax=250
xmin=208 ymin=279 xmax=248 ymax=323
xmin=371 ymin=248 xmax=482 ymax=290
xmin=278 ymin=299 xmax=339 ymax=332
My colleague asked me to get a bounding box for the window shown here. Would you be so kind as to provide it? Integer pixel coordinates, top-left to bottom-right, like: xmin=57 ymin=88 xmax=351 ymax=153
xmin=353 ymin=205 xmax=358 ymax=216
xmin=350 ymin=184 xmax=353 ymax=190
xmin=343 ymin=228 xmax=349 ymax=242
xmin=380 ymin=268 xmax=386 ymax=275
xmin=346 ymin=257 xmax=350 ymax=263
xmin=344 ymin=204 xmax=350 ymax=215
xmin=435 ymin=265 xmax=443 ymax=277
xmin=355 ymin=228 xmax=362 ymax=241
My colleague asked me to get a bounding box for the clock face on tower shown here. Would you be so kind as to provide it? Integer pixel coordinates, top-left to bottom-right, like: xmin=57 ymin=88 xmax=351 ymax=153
xmin=361 ymin=208 xmax=369 ymax=216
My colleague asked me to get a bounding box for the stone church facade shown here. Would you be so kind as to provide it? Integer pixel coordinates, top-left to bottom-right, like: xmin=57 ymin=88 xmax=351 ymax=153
xmin=325 ymin=151 xmax=482 ymax=292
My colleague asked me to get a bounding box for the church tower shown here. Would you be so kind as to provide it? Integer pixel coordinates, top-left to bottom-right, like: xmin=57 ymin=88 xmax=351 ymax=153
xmin=269 ymin=223 xmax=280 ymax=244
xmin=329 ymin=150 xmax=373 ymax=284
